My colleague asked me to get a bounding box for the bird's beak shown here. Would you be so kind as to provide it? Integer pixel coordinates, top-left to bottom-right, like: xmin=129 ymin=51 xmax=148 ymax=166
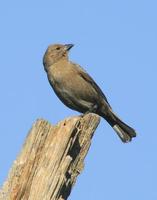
xmin=64 ymin=44 xmax=74 ymax=51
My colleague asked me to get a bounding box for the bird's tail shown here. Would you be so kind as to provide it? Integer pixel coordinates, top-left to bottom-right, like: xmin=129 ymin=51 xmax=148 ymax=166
xmin=102 ymin=110 xmax=136 ymax=143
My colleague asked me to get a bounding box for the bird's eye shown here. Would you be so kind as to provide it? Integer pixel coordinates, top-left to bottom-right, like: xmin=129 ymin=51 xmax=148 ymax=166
xmin=56 ymin=47 xmax=60 ymax=50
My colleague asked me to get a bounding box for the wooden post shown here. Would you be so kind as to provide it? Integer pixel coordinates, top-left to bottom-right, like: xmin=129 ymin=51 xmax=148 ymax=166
xmin=0 ymin=113 xmax=100 ymax=200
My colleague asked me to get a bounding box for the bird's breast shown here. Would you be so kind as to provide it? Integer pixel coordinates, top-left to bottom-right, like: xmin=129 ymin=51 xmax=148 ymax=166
xmin=46 ymin=61 xmax=103 ymax=110
xmin=47 ymin=62 xmax=74 ymax=88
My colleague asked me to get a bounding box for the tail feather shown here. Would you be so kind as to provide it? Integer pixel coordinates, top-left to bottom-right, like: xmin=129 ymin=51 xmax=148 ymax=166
xmin=113 ymin=123 xmax=136 ymax=143
xmin=103 ymin=110 xmax=137 ymax=143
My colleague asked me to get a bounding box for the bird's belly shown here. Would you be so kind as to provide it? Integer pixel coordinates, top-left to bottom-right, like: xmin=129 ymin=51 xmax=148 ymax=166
xmin=48 ymin=71 xmax=97 ymax=112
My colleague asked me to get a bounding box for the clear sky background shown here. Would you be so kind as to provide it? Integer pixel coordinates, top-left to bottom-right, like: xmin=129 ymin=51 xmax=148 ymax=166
xmin=0 ymin=1 xmax=157 ymax=199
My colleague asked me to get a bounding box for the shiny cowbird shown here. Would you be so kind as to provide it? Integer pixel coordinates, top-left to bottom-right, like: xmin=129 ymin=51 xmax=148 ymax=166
xmin=43 ymin=44 xmax=136 ymax=143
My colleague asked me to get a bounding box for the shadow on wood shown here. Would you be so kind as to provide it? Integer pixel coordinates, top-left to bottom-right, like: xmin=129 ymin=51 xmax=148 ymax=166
xmin=0 ymin=113 xmax=100 ymax=200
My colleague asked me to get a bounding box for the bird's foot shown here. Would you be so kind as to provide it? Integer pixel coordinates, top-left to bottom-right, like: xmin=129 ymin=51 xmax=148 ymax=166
xmin=80 ymin=104 xmax=98 ymax=118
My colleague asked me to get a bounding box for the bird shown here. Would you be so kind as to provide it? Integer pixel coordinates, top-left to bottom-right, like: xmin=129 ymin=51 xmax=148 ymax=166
xmin=43 ymin=43 xmax=136 ymax=143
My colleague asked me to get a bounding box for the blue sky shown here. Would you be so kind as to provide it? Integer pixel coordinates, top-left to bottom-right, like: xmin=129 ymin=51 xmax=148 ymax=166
xmin=0 ymin=1 xmax=157 ymax=199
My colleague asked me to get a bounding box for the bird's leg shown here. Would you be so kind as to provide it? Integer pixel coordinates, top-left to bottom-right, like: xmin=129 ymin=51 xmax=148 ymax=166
xmin=86 ymin=104 xmax=98 ymax=114
xmin=81 ymin=104 xmax=98 ymax=118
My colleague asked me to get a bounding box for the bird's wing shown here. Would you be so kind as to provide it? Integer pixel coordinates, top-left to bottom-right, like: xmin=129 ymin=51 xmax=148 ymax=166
xmin=74 ymin=64 xmax=111 ymax=107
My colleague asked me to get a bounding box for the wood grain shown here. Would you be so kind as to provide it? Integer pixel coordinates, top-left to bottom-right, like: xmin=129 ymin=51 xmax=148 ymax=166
xmin=0 ymin=114 xmax=100 ymax=200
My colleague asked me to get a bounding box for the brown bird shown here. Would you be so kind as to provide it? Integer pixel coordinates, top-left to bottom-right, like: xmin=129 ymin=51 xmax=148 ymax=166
xmin=43 ymin=44 xmax=136 ymax=143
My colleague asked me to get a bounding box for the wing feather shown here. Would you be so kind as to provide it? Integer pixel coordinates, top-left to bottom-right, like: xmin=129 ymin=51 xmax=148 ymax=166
xmin=74 ymin=64 xmax=111 ymax=108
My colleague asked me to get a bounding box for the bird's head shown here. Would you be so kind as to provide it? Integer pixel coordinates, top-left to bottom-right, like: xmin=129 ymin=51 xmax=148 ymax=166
xmin=43 ymin=44 xmax=74 ymax=71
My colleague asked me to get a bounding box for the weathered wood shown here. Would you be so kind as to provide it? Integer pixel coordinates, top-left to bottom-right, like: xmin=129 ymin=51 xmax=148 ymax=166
xmin=0 ymin=113 xmax=100 ymax=200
